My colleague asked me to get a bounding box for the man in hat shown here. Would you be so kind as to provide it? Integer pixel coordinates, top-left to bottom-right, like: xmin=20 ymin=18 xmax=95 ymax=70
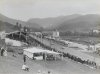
xmin=23 ymin=55 xmax=26 ymax=64
xmin=1 ymin=46 xmax=5 ymax=56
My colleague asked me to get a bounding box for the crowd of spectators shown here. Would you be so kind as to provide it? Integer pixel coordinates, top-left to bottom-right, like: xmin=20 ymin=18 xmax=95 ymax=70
xmin=63 ymin=52 xmax=97 ymax=68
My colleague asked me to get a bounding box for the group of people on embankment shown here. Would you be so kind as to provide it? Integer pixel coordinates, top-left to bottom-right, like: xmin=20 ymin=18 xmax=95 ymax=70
xmin=63 ymin=52 xmax=97 ymax=68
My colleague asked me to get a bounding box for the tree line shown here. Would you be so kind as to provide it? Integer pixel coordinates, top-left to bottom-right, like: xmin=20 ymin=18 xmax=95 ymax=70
xmin=60 ymin=31 xmax=100 ymax=37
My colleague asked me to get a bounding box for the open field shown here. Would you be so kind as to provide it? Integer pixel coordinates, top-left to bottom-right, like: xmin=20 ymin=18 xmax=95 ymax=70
xmin=61 ymin=36 xmax=100 ymax=45
xmin=0 ymin=50 xmax=100 ymax=74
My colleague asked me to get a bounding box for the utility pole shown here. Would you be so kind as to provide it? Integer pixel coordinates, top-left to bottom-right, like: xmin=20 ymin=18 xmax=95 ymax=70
xmin=40 ymin=33 xmax=43 ymax=43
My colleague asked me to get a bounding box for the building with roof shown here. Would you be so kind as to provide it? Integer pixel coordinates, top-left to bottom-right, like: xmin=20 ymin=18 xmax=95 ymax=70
xmin=23 ymin=47 xmax=62 ymax=60
xmin=53 ymin=30 xmax=59 ymax=38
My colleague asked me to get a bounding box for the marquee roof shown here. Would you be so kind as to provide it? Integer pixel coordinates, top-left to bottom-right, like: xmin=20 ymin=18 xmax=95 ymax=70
xmin=23 ymin=47 xmax=60 ymax=55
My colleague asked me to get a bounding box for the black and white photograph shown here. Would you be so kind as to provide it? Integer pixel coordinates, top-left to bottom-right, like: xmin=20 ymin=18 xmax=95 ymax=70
xmin=0 ymin=0 xmax=100 ymax=74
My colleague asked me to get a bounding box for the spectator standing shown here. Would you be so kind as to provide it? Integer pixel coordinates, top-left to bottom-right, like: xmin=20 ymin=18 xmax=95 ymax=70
xmin=48 ymin=71 xmax=51 ymax=74
xmin=1 ymin=46 xmax=5 ymax=56
xmin=23 ymin=55 xmax=26 ymax=64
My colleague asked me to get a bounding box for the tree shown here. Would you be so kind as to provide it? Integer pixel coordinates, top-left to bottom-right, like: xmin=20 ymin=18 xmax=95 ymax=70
xmin=16 ymin=22 xmax=20 ymax=30
xmin=19 ymin=24 xmax=22 ymax=31
xmin=16 ymin=22 xmax=19 ymax=27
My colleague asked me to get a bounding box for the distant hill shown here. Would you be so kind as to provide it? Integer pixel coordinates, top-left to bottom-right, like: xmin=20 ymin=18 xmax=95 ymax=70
xmin=0 ymin=20 xmax=18 ymax=32
xmin=28 ymin=14 xmax=81 ymax=28
xmin=1 ymin=13 xmax=100 ymax=33
xmin=56 ymin=14 xmax=100 ymax=32
xmin=0 ymin=13 xmax=42 ymax=31
xmin=28 ymin=14 xmax=100 ymax=32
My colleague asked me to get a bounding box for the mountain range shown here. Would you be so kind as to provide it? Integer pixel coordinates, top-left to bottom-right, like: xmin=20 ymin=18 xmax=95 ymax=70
xmin=0 ymin=20 xmax=17 ymax=32
xmin=0 ymin=13 xmax=42 ymax=32
xmin=56 ymin=14 xmax=100 ymax=32
xmin=0 ymin=13 xmax=100 ymax=32
xmin=28 ymin=14 xmax=81 ymax=28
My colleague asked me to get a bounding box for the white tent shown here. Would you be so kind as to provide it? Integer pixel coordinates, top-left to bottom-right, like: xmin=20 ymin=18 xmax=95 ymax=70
xmin=43 ymin=50 xmax=60 ymax=55
xmin=0 ymin=31 xmax=6 ymax=39
xmin=5 ymin=38 xmax=27 ymax=46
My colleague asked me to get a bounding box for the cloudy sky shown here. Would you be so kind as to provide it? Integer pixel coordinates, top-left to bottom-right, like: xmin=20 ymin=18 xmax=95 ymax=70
xmin=0 ymin=0 xmax=100 ymax=21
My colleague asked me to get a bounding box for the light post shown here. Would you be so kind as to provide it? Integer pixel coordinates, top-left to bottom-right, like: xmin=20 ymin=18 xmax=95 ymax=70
xmin=49 ymin=39 xmax=51 ymax=48
xmin=40 ymin=33 xmax=42 ymax=43
xmin=92 ymin=42 xmax=96 ymax=64
xmin=51 ymin=43 xmax=55 ymax=51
